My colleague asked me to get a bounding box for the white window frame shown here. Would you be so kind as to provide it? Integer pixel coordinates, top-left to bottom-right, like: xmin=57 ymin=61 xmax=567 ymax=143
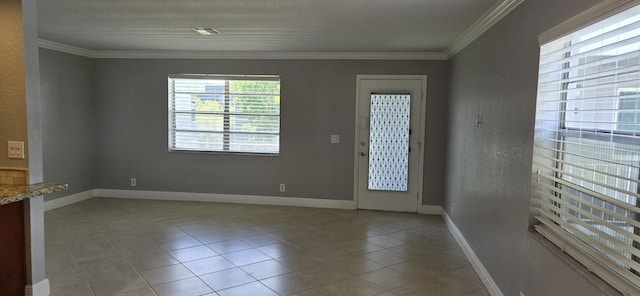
xmin=168 ymin=74 xmax=281 ymax=155
xmin=532 ymin=1 xmax=640 ymax=294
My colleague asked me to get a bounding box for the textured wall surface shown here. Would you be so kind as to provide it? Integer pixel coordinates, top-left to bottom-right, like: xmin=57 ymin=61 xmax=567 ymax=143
xmin=40 ymin=48 xmax=95 ymax=201
xmin=446 ymin=0 xmax=619 ymax=295
xmin=0 ymin=0 xmax=28 ymax=168
xmin=90 ymin=59 xmax=448 ymax=204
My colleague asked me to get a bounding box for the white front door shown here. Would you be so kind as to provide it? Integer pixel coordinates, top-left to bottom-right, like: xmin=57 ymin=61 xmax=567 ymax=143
xmin=355 ymin=75 xmax=426 ymax=212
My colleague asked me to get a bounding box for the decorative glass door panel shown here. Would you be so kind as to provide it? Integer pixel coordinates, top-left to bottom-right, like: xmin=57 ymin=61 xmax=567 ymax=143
xmin=368 ymin=93 xmax=411 ymax=191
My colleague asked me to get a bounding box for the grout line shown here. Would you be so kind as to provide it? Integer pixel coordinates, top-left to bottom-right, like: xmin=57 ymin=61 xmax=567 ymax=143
xmin=62 ymin=241 xmax=97 ymax=296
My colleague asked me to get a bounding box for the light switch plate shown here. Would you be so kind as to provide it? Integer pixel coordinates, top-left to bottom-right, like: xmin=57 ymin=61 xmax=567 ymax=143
xmin=8 ymin=141 xmax=25 ymax=159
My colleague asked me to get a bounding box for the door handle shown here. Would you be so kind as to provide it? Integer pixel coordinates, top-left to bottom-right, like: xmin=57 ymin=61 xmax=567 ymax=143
xmin=360 ymin=152 xmax=366 ymax=156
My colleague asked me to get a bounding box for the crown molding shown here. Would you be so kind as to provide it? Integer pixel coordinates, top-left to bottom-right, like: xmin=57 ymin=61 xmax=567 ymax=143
xmin=92 ymin=50 xmax=448 ymax=60
xmin=539 ymin=0 xmax=640 ymax=45
xmin=37 ymin=39 xmax=447 ymax=60
xmin=446 ymin=0 xmax=525 ymax=58
xmin=38 ymin=39 xmax=95 ymax=58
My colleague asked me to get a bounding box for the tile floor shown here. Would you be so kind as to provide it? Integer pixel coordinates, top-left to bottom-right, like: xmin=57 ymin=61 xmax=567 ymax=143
xmin=45 ymin=198 xmax=489 ymax=296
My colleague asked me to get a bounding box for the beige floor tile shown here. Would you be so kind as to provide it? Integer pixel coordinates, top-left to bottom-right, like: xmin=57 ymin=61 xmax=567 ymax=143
xmin=199 ymin=267 xmax=256 ymax=291
xmin=183 ymin=256 xmax=235 ymax=275
xmin=240 ymin=233 xmax=285 ymax=247
xmin=207 ymin=239 xmax=253 ymax=254
xmin=179 ymin=223 xmax=217 ymax=236
xmin=276 ymin=253 xmax=327 ymax=271
xmin=297 ymin=263 xmax=354 ymax=286
xmin=191 ymin=232 xmax=235 ymax=245
xmin=221 ymin=248 xmax=272 ymax=266
xmin=170 ymin=245 xmax=218 ymax=262
xmin=49 ymin=281 xmax=95 ymax=296
xmin=260 ymin=272 xmax=316 ymax=295
xmin=257 ymin=242 xmax=303 ymax=258
xmin=140 ymin=264 xmax=195 ymax=286
xmin=464 ymin=288 xmax=491 ymax=296
xmin=321 ymin=276 xmax=387 ymax=296
xmin=360 ymin=267 xmax=416 ymax=290
xmin=240 ymin=259 xmax=292 ymax=280
xmin=155 ymin=236 xmax=202 ymax=251
xmin=217 ymin=282 xmax=279 ymax=296
xmin=85 ymin=271 xmax=149 ymax=296
xmin=46 ymin=198 xmax=490 ymax=296
xmin=108 ymin=286 xmax=157 ymax=296
xmin=366 ymin=234 xmax=405 ymax=248
xmin=152 ymin=277 xmax=213 ymax=296
xmin=78 ymin=257 xmax=136 ymax=280
xmin=364 ymin=249 xmax=408 ymax=267
xmin=322 ymin=255 xmax=385 ymax=276
xmin=290 ymin=286 xmax=333 ymax=296
xmin=125 ymin=252 xmax=180 ymax=272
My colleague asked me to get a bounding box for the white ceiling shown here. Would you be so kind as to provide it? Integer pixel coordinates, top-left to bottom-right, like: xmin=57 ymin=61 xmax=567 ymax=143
xmin=36 ymin=0 xmax=518 ymax=57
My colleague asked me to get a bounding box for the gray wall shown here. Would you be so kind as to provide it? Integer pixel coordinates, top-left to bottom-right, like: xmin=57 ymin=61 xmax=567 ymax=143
xmin=92 ymin=59 xmax=448 ymax=204
xmin=446 ymin=0 xmax=617 ymax=295
xmin=40 ymin=48 xmax=95 ymax=201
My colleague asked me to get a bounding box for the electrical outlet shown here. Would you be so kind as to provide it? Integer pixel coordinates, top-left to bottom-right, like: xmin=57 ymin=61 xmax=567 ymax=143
xmin=131 ymin=178 xmax=137 ymax=187
xmin=8 ymin=141 xmax=25 ymax=159
xmin=279 ymin=183 xmax=286 ymax=192
xmin=330 ymin=134 xmax=340 ymax=144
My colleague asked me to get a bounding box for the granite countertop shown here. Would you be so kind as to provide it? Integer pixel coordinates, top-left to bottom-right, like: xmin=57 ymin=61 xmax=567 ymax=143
xmin=0 ymin=183 xmax=68 ymax=206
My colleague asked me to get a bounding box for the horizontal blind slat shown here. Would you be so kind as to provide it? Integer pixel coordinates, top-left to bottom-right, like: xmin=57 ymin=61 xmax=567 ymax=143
xmin=537 ymin=210 xmax=640 ymax=271
xmin=535 ymin=187 xmax=640 ymax=244
xmin=533 ymin=184 xmax=640 ymax=229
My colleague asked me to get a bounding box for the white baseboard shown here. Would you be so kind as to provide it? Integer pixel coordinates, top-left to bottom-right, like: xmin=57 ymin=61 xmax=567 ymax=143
xmin=418 ymin=205 xmax=443 ymax=215
xmin=44 ymin=190 xmax=95 ymax=211
xmin=25 ymin=279 xmax=49 ymax=296
xmin=45 ymin=188 xmax=445 ymax=215
xmin=443 ymin=212 xmax=504 ymax=296
xmin=94 ymin=189 xmax=357 ymax=210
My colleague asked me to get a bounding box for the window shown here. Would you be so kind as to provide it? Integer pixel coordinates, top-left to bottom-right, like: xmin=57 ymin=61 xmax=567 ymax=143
xmin=531 ymin=4 xmax=640 ymax=293
xmin=168 ymin=75 xmax=280 ymax=154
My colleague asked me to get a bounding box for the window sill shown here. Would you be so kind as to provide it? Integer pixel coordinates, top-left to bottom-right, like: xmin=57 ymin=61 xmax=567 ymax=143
xmin=168 ymin=149 xmax=279 ymax=157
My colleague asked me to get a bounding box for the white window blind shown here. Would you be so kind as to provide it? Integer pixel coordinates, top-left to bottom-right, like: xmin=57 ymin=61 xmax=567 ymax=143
xmin=168 ymin=75 xmax=280 ymax=154
xmin=531 ymin=4 xmax=640 ymax=293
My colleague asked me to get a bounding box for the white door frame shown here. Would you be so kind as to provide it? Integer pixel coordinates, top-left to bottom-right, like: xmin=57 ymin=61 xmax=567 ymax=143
xmin=353 ymin=74 xmax=427 ymax=211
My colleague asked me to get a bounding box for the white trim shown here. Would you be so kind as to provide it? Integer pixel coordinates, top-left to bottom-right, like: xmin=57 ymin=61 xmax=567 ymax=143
xmin=43 ymin=187 xmax=446 ymax=216
xmin=94 ymin=189 xmax=356 ymax=210
xmin=539 ymin=0 xmax=640 ymax=45
xmin=44 ymin=189 xmax=95 ymax=211
xmin=24 ymin=279 xmax=49 ymax=296
xmin=443 ymin=212 xmax=504 ymax=296
xmin=418 ymin=205 xmax=443 ymax=215
xmin=37 ymin=39 xmax=95 ymax=58
xmin=446 ymin=0 xmax=525 ymax=58
xmin=417 ymin=78 xmax=427 ymax=211
xmin=93 ymin=50 xmax=447 ymax=60
xmin=36 ymin=40 xmax=447 ymax=60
